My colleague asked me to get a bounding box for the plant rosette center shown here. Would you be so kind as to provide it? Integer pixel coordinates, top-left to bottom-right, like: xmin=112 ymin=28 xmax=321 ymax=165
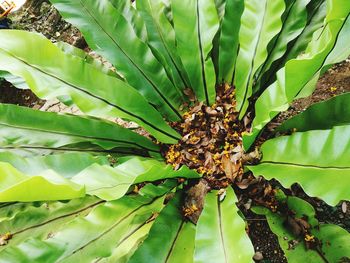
xmin=162 ymin=84 xmax=260 ymax=190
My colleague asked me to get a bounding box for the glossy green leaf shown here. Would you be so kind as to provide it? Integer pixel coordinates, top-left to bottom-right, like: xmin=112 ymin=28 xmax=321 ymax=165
xmin=253 ymin=1 xmax=326 ymax=89
xmin=0 ymin=154 xmax=199 ymax=202
xmin=286 ymin=196 xmax=318 ymax=227
xmin=316 ymin=224 xmax=350 ymax=261
xmin=172 ymin=0 xmax=219 ymax=104
xmin=129 ymin=192 xmax=195 ymax=263
xmin=278 ymin=92 xmax=350 ymax=132
xmin=214 ymin=0 xmax=226 ymax=20
xmin=97 ymin=220 xmax=153 ymax=263
xmin=255 ymin=0 xmax=326 ymax=87
xmin=235 ymin=0 xmax=285 ymax=116
xmin=0 ymin=103 xmax=159 ymax=156
xmin=109 ymin=0 xmax=148 ymax=41
xmin=194 ymin=187 xmax=254 ymax=263
xmin=0 ymin=197 xmax=102 ymax=252
xmin=0 ymin=181 xmax=176 ymax=263
xmin=0 ymin=152 xmax=109 ymax=178
xmin=297 ymin=9 xmax=350 ymax=98
xmin=245 ymin=1 xmax=350 ymax=149
xmin=253 ymin=197 xmax=350 ymax=262
xmin=285 ymin=1 xmax=327 ymax=62
xmin=50 ymin=0 xmax=185 ymax=121
xmin=217 ymin=0 xmax=244 ymax=83
xmin=0 ymin=71 xmax=28 ymax=90
xmin=242 ymin=70 xmax=288 ymax=150
xmin=2 ymin=0 xmax=350 ymax=261
xmin=0 ymin=162 xmax=84 ymax=202
xmin=56 ymin=41 xmax=122 ymax=79
xmin=71 ymin=157 xmax=200 ymax=201
xmin=284 ymin=2 xmax=350 ymax=101
xmin=255 ymin=0 xmax=310 ymax=91
xmin=249 ymin=125 xmax=350 ymax=205
xmin=0 ymin=30 xmax=180 ymax=143
xmin=136 ymin=0 xmax=190 ymax=92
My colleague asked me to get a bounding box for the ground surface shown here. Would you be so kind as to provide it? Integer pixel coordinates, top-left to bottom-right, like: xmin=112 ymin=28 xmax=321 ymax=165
xmin=277 ymin=59 xmax=350 ymax=123
xmin=0 ymin=80 xmax=42 ymax=107
xmin=1 ymin=1 xmax=350 ymax=262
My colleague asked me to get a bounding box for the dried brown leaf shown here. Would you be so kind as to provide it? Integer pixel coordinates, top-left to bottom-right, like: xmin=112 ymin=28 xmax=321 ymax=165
xmin=184 ymin=180 xmax=209 ymax=224
xmin=221 ymin=155 xmax=240 ymax=181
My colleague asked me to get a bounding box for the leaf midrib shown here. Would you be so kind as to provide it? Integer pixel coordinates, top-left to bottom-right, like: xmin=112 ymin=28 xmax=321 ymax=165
xmin=77 ymin=0 xmax=182 ymax=119
xmin=260 ymin=0 xmax=324 ymax=90
xmin=0 ymin=122 xmax=158 ymax=153
xmin=0 ymin=146 xmax=149 ymax=156
xmin=58 ymin=195 xmax=165 ymax=261
xmin=295 ymin=12 xmax=350 ymax=98
xmin=13 ymin=200 xmax=105 ymax=236
xmin=196 ymin=0 xmax=210 ymax=105
xmin=164 ymin=220 xmax=185 ymax=263
xmin=0 ymin=48 xmax=179 ymax=141
xmin=217 ymin=196 xmax=228 ymax=263
xmin=146 ymin=0 xmax=188 ymax=88
xmin=256 ymin=0 xmax=296 ymax=85
xmin=239 ymin=0 xmax=268 ymax=114
xmin=93 ymin=217 xmax=154 ymax=263
xmin=259 ymin=161 xmax=350 ymax=170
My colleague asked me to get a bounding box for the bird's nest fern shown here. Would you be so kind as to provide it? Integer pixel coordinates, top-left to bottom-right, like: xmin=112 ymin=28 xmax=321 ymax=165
xmin=0 ymin=0 xmax=350 ymax=262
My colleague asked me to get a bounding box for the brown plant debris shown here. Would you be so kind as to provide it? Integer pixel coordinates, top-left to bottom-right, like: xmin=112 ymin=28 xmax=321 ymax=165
xmin=237 ymin=176 xmax=279 ymax=212
xmin=0 ymin=232 xmax=12 ymax=246
xmin=162 ymin=84 xmax=260 ymax=190
xmin=183 ymin=179 xmax=210 ymax=224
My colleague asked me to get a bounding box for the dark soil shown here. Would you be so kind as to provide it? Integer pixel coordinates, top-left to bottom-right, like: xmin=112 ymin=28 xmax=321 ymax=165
xmin=290 ymin=185 xmax=350 ymax=232
xmin=0 ymin=80 xmax=42 ymax=107
xmin=247 ymin=212 xmax=288 ymax=263
xmin=236 ymin=178 xmax=288 ymax=263
xmin=276 ymin=59 xmax=350 ymax=124
xmin=10 ymin=0 xmax=86 ymax=48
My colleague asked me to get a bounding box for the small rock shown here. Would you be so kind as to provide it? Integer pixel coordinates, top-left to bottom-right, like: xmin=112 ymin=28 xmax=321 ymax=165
xmin=253 ymin=251 xmax=264 ymax=261
xmin=244 ymin=199 xmax=252 ymax=210
xmin=0 ymin=233 xmax=12 ymax=246
xmin=316 ymin=207 xmax=323 ymax=212
xmin=342 ymin=202 xmax=347 ymax=213
xmin=40 ymin=2 xmax=51 ymax=14
xmin=217 ymin=189 xmax=226 ymax=202
xmin=288 ymin=240 xmax=299 ymax=250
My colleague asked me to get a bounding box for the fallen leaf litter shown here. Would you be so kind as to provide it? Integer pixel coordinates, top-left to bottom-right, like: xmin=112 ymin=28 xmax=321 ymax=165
xmin=162 ymin=84 xmax=260 ymax=189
